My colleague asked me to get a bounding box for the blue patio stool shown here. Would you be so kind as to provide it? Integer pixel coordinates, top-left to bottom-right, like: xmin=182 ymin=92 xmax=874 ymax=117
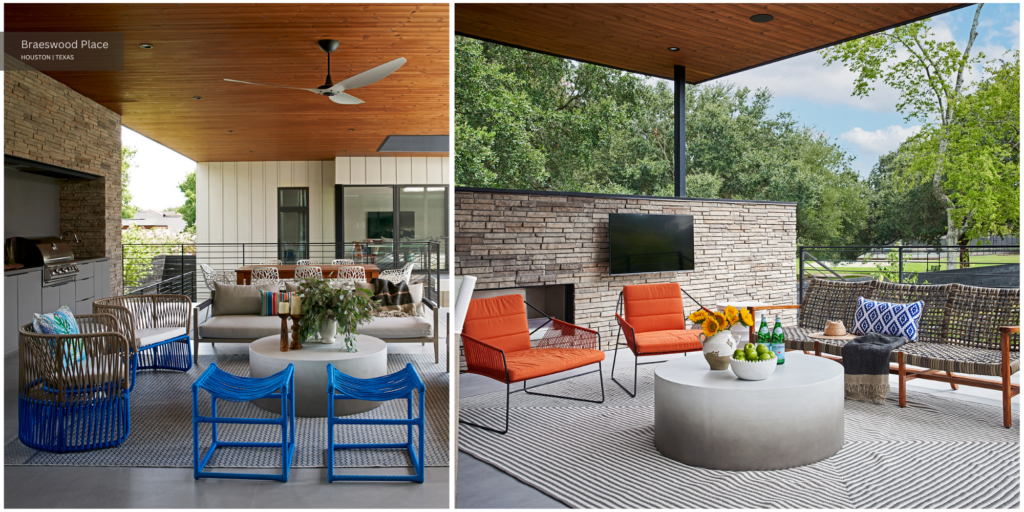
xmin=327 ymin=362 xmax=425 ymax=483
xmin=192 ymin=363 xmax=295 ymax=482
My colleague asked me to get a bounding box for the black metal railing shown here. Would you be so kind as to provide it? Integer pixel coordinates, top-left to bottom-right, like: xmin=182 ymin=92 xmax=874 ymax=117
xmin=798 ymin=244 xmax=1020 ymax=303
xmin=122 ymin=241 xmax=445 ymax=304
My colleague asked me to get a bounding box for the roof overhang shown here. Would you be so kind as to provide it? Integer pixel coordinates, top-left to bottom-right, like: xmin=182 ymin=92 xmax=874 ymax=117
xmin=4 ymin=3 xmax=450 ymax=161
xmin=455 ymin=3 xmax=970 ymax=83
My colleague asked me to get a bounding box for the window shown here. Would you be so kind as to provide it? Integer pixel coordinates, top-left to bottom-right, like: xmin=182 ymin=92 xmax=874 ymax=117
xmin=278 ymin=188 xmax=308 ymax=263
xmin=336 ymin=185 xmax=448 ymax=269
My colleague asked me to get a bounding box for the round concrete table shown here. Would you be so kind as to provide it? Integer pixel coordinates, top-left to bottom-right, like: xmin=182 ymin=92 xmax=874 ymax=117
xmin=248 ymin=335 xmax=388 ymax=417
xmin=654 ymin=352 xmax=844 ymax=471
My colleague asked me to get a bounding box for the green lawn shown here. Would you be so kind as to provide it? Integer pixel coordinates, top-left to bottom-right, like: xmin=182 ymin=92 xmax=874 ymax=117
xmin=802 ymin=254 xmax=1019 ymax=278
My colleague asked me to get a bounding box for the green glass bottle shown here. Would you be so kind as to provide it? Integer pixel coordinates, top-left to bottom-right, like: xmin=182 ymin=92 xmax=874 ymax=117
xmin=756 ymin=314 xmax=770 ymax=348
xmin=771 ymin=315 xmax=786 ymax=364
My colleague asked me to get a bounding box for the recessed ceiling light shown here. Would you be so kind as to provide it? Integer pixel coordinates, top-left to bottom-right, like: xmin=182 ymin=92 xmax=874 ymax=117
xmin=192 ymin=96 xmax=202 ymax=100
xmin=139 ymin=43 xmax=154 ymax=49
xmin=348 ymin=128 xmax=355 ymax=131
xmin=228 ymin=130 xmax=233 ymax=133
xmin=750 ymin=14 xmax=774 ymax=23
xmin=668 ymin=47 xmax=680 ymax=52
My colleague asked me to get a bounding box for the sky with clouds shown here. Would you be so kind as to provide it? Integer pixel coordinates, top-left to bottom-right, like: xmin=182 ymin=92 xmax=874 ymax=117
xmin=708 ymin=3 xmax=1020 ymax=176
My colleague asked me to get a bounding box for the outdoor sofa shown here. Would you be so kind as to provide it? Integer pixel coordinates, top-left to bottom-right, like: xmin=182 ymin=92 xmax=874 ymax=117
xmin=192 ymin=281 xmax=440 ymax=364
xmin=751 ymin=278 xmax=1020 ymax=427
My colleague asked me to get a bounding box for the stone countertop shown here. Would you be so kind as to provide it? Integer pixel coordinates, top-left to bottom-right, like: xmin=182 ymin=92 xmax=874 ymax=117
xmin=4 ymin=257 xmax=109 ymax=277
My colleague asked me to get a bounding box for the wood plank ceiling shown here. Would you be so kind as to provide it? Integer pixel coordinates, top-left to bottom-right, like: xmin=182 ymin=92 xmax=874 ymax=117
xmin=455 ymin=3 xmax=967 ymax=83
xmin=4 ymin=3 xmax=450 ymax=161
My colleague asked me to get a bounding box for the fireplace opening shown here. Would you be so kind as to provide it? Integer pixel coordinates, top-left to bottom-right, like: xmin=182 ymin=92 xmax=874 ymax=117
xmin=472 ymin=284 xmax=574 ymax=329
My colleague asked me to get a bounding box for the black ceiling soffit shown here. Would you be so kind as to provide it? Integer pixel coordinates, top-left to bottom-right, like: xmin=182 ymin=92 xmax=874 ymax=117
xmin=4 ymin=154 xmax=100 ymax=180
xmin=377 ymin=135 xmax=450 ymax=153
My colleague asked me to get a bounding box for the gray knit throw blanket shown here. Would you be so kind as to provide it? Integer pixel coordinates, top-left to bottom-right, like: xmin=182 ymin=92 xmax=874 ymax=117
xmin=841 ymin=332 xmax=906 ymax=404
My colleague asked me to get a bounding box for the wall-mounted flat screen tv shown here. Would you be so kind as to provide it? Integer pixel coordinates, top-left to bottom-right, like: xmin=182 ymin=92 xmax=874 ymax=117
xmin=608 ymin=213 xmax=694 ymax=275
xmin=366 ymin=211 xmax=414 ymax=239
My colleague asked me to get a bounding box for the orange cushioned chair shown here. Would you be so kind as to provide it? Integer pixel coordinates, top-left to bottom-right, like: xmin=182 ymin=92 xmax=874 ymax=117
xmin=613 ymin=283 xmax=703 ymax=397
xmin=460 ymin=294 xmax=605 ymax=434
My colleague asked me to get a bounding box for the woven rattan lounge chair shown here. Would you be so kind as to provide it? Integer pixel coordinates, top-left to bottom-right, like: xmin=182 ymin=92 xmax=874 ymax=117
xmin=93 ymin=294 xmax=193 ymax=389
xmin=750 ymin=278 xmax=1020 ymax=427
xmin=612 ymin=283 xmax=704 ymax=397
xmin=19 ymin=313 xmax=132 ymax=452
xmin=460 ymin=294 xmax=605 ymax=434
xmin=327 ymin=362 xmax=425 ymax=483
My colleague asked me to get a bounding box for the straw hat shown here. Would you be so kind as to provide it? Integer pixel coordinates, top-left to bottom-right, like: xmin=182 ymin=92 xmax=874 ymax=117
xmin=808 ymin=320 xmax=858 ymax=340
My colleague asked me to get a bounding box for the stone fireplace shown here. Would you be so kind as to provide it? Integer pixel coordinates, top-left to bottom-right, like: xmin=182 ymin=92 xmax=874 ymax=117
xmin=455 ymin=188 xmax=798 ymax=350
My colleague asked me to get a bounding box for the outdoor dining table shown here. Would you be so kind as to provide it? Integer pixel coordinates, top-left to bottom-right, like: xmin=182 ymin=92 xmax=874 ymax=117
xmin=234 ymin=264 xmax=380 ymax=284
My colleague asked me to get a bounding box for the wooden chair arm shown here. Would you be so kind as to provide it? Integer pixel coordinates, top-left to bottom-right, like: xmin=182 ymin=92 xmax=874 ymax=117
xmin=746 ymin=305 xmax=802 ymax=342
xmin=461 ymin=333 xmax=510 ymax=383
xmin=1000 ymin=326 xmax=1021 ymax=334
xmin=1001 ymin=327 xmax=1020 ymax=365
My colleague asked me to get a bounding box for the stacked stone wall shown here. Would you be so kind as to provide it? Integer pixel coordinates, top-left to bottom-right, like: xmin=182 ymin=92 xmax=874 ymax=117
xmin=455 ymin=189 xmax=799 ymax=349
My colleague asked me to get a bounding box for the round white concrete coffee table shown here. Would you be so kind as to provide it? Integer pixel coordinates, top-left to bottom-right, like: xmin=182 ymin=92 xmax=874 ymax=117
xmin=248 ymin=335 xmax=388 ymax=417
xmin=654 ymin=351 xmax=844 ymax=471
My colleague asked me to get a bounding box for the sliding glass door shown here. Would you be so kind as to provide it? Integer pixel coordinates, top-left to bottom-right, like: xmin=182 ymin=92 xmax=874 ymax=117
xmin=336 ymin=185 xmax=447 ymax=270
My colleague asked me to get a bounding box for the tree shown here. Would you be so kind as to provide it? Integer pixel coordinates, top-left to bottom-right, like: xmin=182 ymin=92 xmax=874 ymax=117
xmin=121 ymin=146 xmax=138 ymax=219
xmin=455 ymin=36 xmax=872 ymax=246
xmin=177 ymin=171 xmax=196 ymax=234
xmin=861 ymin=150 xmax=947 ymax=246
xmin=821 ymin=4 xmax=996 ymax=266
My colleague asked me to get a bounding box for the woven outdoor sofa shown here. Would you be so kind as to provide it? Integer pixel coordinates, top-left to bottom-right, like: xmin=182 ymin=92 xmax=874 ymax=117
xmin=750 ymin=278 xmax=1020 ymax=427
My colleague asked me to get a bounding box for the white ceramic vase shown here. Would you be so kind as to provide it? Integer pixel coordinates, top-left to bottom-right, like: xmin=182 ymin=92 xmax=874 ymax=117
xmin=319 ymin=319 xmax=338 ymax=344
xmin=699 ymin=330 xmax=737 ymax=370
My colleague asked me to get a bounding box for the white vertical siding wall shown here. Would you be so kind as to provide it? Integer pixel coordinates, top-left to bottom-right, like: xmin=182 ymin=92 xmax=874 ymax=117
xmin=196 ymin=160 xmax=337 ymax=292
xmin=334 ymin=156 xmax=449 ymax=185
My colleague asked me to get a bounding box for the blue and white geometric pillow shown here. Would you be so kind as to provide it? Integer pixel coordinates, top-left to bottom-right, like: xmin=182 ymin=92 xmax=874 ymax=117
xmin=852 ymin=297 xmax=924 ymax=341
xmin=32 ymin=305 xmax=85 ymax=365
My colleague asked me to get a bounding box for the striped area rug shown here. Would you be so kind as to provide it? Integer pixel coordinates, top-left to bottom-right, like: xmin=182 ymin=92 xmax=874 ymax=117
xmin=459 ymin=365 xmax=1020 ymax=508
xmin=6 ymin=353 xmax=449 ymax=468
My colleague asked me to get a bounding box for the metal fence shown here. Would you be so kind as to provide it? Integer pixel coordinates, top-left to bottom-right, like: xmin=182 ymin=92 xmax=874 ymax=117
xmin=798 ymin=244 xmax=1020 ymax=303
xmin=123 ymin=241 xmax=446 ymax=304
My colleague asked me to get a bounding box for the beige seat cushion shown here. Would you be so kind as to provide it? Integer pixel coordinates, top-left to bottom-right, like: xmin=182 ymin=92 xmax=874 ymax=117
xmin=211 ymin=282 xmax=280 ymax=316
xmin=199 ymin=315 xmax=281 ymax=339
xmin=136 ymin=327 xmax=188 ymax=348
xmin=356 ymin=315 xmax=433 ymax=339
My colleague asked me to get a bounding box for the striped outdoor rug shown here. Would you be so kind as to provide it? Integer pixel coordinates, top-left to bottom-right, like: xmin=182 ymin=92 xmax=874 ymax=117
xmin=6 ymin=353 xmax=449 ymax=468
xmin=459 ymin=365 xmax=1020 ymax=509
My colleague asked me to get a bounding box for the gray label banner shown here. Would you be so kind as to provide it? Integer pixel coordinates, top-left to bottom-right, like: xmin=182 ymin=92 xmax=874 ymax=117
xmin=4 ymin=32 xmax=124 ymax=71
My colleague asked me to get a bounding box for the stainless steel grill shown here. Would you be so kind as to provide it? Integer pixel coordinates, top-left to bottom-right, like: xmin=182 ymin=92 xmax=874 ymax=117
xmin=10 ymin=237 xmax=79 ymax=286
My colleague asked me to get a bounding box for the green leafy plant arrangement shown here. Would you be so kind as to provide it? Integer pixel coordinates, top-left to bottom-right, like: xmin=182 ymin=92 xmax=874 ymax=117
xmin=295 ymin=277 xmax=378 ymax=352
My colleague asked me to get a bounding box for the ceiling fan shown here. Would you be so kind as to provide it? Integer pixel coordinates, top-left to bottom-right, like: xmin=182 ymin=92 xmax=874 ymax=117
xmin=224 ymin=39 xmax=405 ymax=105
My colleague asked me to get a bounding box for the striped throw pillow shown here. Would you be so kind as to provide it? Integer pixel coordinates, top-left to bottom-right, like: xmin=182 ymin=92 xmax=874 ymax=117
xmin=260 ymin=291 xmax=292 ymax=316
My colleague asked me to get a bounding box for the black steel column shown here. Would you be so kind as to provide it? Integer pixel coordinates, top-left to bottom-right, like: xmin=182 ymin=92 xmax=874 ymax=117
xmin=674 ymin=65 xmax=686 ymax=197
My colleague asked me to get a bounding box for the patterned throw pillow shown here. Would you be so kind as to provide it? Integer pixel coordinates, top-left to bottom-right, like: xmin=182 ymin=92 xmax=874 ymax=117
xmin=852 ymin=297 xmax=924 ymax=341
xmin=260 ymin=290 xmax=292 ymax=316
xmin=32 ymin=305 xmax=85 ymax=365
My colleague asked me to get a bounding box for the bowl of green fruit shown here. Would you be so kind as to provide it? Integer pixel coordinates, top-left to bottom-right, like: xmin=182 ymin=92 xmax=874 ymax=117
xmin=729 ymin=342 xmax=778 ymax=381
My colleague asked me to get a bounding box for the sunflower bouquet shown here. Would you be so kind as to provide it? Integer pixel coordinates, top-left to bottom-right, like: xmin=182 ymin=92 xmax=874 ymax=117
xmin=688 ymin=305 xmax=755 ymax=338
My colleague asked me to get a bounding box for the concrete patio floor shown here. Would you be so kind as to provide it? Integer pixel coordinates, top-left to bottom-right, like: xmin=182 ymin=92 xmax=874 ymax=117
xmin=5 ymin=309 xmax=451 ymax=509
xmin=456 ymin=349 xmax=1020 ymax=509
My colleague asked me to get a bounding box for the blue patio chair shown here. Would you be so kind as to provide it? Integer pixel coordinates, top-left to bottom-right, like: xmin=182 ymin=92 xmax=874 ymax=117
xmin=192 ymin=363 xmax=295 ymax=482
xmin=93 ymin=294 xmax=193 ymax=391
xmin=326 ymin=362 xmax=425 ymax=483
xmin=18 ymin=314 xmax=133 ymax=452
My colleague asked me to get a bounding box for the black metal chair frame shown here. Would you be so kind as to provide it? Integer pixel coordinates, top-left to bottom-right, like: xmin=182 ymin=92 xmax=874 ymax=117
xmin=611 ymin=287 xmax=704 ymax=398
xmin=459 ymin=300 xmax=605 ymax=435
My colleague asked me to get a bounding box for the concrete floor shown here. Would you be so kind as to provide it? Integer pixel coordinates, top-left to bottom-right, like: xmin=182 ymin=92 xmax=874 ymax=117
xmin=5 ymin=310 xmax=451 ymax=509
xmin=455 ymin=349 xmax=1020 ymax=509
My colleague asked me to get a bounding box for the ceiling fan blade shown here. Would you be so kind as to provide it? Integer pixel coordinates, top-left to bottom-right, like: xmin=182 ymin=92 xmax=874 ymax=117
xmin=329 ymin=92 xmax=364 ymax=105
xmin=223 ymin=78 xmax=318 ymax=92
xmin=337 ymin=58 xmax=406 ymax=91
